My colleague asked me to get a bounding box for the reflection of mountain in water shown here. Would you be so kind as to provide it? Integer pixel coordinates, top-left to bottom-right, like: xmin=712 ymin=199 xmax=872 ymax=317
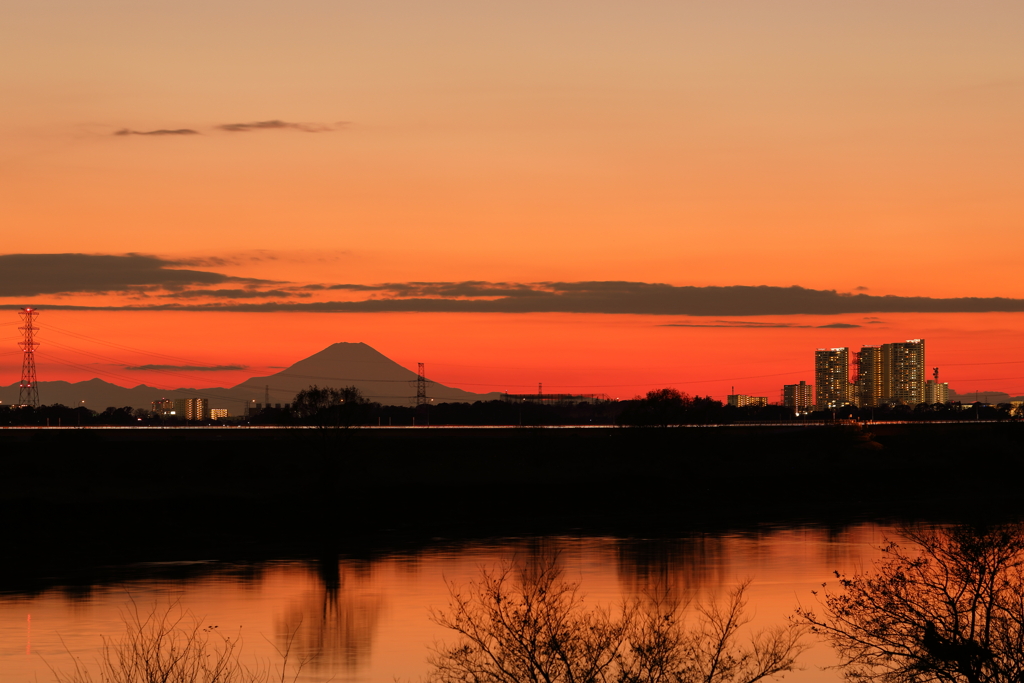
xmin=275 ymin=556 xmax=384 ymax=672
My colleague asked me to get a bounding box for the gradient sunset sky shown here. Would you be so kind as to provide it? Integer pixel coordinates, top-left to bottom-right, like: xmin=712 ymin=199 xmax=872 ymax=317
xmin=3 ymin=0 xmax=1023 ymax=400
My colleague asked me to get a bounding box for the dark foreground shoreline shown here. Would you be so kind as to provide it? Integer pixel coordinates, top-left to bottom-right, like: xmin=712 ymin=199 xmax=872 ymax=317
xmin=3 ymin=423 xmax=1022 ymax=592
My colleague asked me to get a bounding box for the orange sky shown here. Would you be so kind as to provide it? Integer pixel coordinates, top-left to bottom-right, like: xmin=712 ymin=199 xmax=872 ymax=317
xmin=2 ymin=0 xmax=1023 ymax=398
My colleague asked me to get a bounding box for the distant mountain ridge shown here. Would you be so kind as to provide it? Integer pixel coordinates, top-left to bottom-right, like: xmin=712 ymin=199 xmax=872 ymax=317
xmin=0 ymin=342 xmax=500 ymax=411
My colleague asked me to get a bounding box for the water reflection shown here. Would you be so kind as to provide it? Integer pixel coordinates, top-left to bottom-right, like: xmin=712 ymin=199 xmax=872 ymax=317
xmin=616 ymin=535 xmax=729 ymax=599
xmin=0 ymin=524 xmax=915 ymax=683
xmin=274 ymin=555 xmax=384 ymax=672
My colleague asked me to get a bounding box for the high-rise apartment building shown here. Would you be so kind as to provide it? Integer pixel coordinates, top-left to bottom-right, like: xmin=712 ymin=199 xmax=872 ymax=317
xmin=172 ymin=397 xmax=208 ymax=421
xmin=886 ymin=339 xmax=926 ymax=405
xmin=853 ymin=346 xmax=883 ymax=408
xmin=850 ymin=339 xmax=927 ymax=407
xmin=814 ymin=348 xmax=851 ymax=409
xmin=782 ymin=381 xmax=814 ymax=414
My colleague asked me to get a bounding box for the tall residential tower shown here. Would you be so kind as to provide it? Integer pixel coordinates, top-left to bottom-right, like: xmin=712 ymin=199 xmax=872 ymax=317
xmin=815 ymin=348 xmax=851 ymax=409
xmin=851 ymin=339 xmax=927 ymax=407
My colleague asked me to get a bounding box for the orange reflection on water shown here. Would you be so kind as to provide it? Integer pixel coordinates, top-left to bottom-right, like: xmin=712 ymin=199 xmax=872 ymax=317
xmin=0 ymin=525 xmax=907 ymax=683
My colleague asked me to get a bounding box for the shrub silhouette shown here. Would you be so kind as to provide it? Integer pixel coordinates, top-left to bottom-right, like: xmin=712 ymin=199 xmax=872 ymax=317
xmin=427 ymin=557 xmax=806 ymax=683
xmin=797 ymin=524 xmax=1024 ymax=683
xmin=50 ymin=600 xmax=308 ymax=683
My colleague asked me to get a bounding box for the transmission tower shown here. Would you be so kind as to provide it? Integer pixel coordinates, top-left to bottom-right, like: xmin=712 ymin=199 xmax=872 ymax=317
xmin=18 ymin=307 xmax=40 ymax=407
xmin=416 ymin=362 xmax=429 ymax=407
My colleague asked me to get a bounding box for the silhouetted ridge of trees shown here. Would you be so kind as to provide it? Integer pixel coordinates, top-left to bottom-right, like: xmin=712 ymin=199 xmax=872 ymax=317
xmin=0 ymin=387 xmax=1018 ymax=426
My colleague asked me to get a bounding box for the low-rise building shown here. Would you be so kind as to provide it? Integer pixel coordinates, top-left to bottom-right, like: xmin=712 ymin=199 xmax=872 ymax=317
xmin=172 ymin=397 xmax=208 ymax=421
xmin=782 ymin=381 xmax=814 ymax=414
xmin=727 ymin=394 xmax=768 ymax=408
xmin=924 ymin=379 xmax=949 ymax=404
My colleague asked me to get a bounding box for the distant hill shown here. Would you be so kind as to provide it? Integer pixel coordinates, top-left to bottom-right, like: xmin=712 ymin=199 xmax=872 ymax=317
xmin=0 ymin=342 xmax=500 ymax=411
xmin=948 ymin=389 xmax=1023 ymax=405
xmin=231 ymin=342 xmax=497 ymax=407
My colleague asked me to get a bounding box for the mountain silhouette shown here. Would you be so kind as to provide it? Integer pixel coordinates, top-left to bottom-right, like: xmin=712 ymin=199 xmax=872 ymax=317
xmin=0 ymin=343 xmax=499 ymax=412
xmin=232 ymin=342 xmax=494 ymax=406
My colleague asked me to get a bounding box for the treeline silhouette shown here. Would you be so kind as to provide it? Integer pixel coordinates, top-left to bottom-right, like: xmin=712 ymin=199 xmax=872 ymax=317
xmin=254 ymin=386 xmax=1022 ymax=427
xmin=0 ymin=386 xmax=1017 ymax=426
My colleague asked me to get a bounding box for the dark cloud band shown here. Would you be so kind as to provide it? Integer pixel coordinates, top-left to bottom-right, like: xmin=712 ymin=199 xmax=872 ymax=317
xmin=0 ymin=253 xmax=271 ymax=297
xmin=114 ymin=128 xmax=199 ymax=136
xmin=216 ymin=120 xmax=335 ymax=133
xmin=124 ymin=364 xmax=247 ymax=371
xmin=6 ymin=260 xmax=1024 ymax=316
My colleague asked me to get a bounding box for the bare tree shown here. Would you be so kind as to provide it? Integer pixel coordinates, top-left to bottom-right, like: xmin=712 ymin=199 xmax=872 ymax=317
xmin=796 ymin=524 xmax=1024 ymax=683
xmin=427 ymin=558 xmax=806 ymax=683
xmin=49 ymin=599 xmax=311 ymax=683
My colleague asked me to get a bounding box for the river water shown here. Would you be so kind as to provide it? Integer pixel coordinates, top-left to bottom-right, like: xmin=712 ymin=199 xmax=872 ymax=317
xmin=1 ymin=523 xmax=904 ymax=682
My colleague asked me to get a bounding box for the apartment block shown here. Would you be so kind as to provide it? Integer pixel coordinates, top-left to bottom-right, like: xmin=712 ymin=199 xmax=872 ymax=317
xmin=814 ymin=348 xmax=851 ymax=409
xmin=853 ymin=346 xmax=884 ymax=408
xmin=172 ymin=397 xmax=209 ymax=421
xmin=782 ymin=381 xmax=814 ymax=414
xmin=727 ymin=394 xmax=768 ymax=408
xmin=924 ymin=379 xmax=949 ymax=404
xmin=852 ymin=339 xmax=927 ymax=407
xmin=886 ymin=339 xmax=926 ymax=405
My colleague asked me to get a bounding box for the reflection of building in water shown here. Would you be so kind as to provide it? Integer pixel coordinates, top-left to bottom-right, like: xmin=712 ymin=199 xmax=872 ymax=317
xmin=275 ymin=557 xmax=384 ymax=673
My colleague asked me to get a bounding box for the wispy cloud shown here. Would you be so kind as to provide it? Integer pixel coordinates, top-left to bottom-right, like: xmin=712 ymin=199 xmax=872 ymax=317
xmin=661 ymin=321 xmax=862 ymax=329
xmin=159 ymin=288 xmax=311 ymax=299
xmin=112 ymin=120 xmax=344 ymax=138
xmin=124 ymin=364 xmax=248 ymax=371
xmin=114 ymin=128 xmax=199 ymax=136
xmin=216 ymin=120 xmax=338 ymax=133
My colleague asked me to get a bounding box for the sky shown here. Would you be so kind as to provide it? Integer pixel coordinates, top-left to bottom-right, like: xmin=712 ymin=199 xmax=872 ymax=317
xmin=2 ymin=0 xmax=1023 ymax=400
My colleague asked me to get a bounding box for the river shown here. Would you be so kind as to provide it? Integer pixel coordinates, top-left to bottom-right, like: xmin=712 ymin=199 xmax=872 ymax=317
xmin=1 ymin=522 xmax=904 ymax=682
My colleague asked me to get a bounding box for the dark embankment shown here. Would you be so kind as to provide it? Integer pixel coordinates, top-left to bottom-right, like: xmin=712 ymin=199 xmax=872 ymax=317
xmin=3 ymin=423 xmax=1022 ymax=590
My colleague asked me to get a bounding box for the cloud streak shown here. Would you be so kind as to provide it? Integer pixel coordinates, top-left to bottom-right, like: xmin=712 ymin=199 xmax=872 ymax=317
xmin=158 ymin=288 xmax=312 ymax=299
xmin=0 ymin=253 xmax=273 ymax=297
xmin=114 ymin=128 xmax=199 ymax=136
xmin=124 ymin=364 xmax=248 ymax=371
xmin=10 ymin=267 xmax=1024 ymax=316
xmin=216 ymin=120 xmax=337 ymax=133
xmin=113 ymin=120 xmax=342 ymax=138
xmin=661 ymin=321 xmax=862 ymax=329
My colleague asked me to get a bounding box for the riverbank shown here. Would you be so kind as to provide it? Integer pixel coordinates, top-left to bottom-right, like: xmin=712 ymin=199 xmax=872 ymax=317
xmin=3 ymin=423 xmax=1021 ymax=589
